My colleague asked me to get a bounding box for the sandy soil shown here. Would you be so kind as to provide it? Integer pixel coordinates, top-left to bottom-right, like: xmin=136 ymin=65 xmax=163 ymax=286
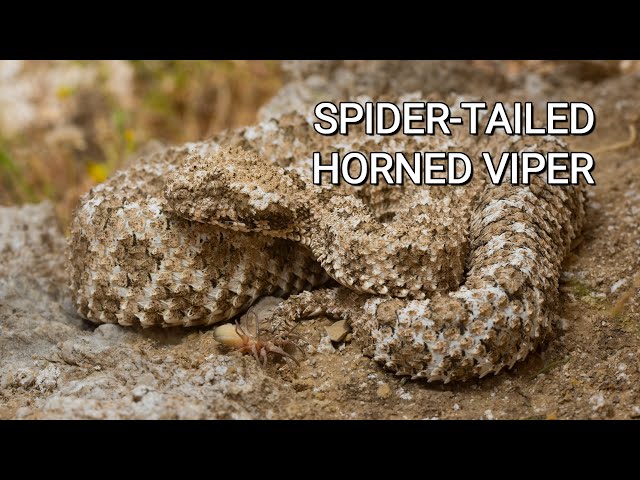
xmin=0 ymin=61 xmax=638 ymax=419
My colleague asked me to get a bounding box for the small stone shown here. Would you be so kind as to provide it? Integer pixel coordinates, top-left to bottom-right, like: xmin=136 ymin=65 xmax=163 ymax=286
xmin=136 ymin=372 xmax=157 ymax=388
xmin=376 ymin=383 xmax=392 ymax=398
xmin=611 ymin=278 xmax=628 ymax=294
xmin=398 ymin=388 xmax=412 ymax=400
xmin=95 ymin=323 xmax=126 ymax=340
xmin=317 ymin=335 xmax=336 ymax=354
xmin=131 ymin=385 xmax=152 ymax=402
xmin=325 ymin=320 xmax=351 ymax=343
xmin=590 ymin=392 xmax=606 ymax=411
xmin=15 ymin=407 xmax=31 ymax=419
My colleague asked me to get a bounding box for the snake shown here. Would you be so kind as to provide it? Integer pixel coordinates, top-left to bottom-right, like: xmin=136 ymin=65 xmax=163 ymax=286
xmin=69 ymin=103 xmax=587 ymax=383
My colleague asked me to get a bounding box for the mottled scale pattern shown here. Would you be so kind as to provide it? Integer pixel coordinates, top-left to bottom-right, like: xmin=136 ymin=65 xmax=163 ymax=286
xmin=166 ymin=144 xmax=474 ymax=298
xmin=353 ymin=174 xmax=586 ymax=382
xmin=261 ymin=133 xmax=587 ymax=381
xmin=69 ymin=143 xmax=329 ymax=327
xmin=70 ymin=90 xmax=587 ymax=382
xmin=160 ymin=111 xmax=587 ymax=382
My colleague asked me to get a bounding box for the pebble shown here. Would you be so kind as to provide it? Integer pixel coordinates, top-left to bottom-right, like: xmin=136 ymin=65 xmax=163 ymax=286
xmin=611 ymin=278 xmax=628 ymax=293
xmin=316 ymin=335 xmax=336 ymax=354
xmin=325 ymin=320 xmax=351 ymax=343
xmin=15 ymin=407 xmax=31 ymax=419
xmin=589 ymin=392 xmax=606 ymax=411
xmin=376 ymin=383 xmax=392 ymax=398
xmin=131 ymin=385 xmax=152 ymax=402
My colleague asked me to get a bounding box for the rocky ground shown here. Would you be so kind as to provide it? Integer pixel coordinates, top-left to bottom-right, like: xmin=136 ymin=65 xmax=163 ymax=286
xmin=1 ymin=61 xmax=638 ymax=419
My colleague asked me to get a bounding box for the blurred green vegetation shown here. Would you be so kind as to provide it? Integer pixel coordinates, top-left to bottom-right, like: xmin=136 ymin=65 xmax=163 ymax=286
xmin=0 ymin=60 xmax=282 ymax=224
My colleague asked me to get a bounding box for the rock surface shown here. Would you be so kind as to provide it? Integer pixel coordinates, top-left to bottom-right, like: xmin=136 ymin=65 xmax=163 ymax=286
xmin=1 ymin=61 xmax=639 ymax=419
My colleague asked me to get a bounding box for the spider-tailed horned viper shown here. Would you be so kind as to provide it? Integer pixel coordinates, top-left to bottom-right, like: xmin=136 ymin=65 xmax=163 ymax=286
xmin=69 ymin=99 xmax=587 ymax=383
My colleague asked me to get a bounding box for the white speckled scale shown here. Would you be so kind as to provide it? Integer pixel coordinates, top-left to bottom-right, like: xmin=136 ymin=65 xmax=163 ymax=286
xmin=264 ymin=171 xmax=586 ymax=382
xmin=69 ymin=143 xmax=329 ymax=327
xmin=70 ymin=104 xmax=586 ymax=383
xmin=161 ymin=116 xmax=587 ymax=382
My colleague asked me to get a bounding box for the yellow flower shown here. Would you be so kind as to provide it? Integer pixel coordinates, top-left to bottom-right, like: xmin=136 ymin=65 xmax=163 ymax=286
xmin=124 ymin=129 xmax=136 ymax=151
xmin=56 ymin=86 xmax=74 ymax=99
xmin=87 ymin=162 xmax=109 ymax=183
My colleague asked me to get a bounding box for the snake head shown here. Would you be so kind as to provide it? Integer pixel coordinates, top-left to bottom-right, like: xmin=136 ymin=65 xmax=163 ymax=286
xmin=164 ymin=147 xmax=309 ymax=239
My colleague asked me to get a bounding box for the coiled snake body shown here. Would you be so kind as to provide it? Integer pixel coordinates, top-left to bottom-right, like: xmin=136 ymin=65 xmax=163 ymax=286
xmin=70 ymin=108 xmax=586 ymax=382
